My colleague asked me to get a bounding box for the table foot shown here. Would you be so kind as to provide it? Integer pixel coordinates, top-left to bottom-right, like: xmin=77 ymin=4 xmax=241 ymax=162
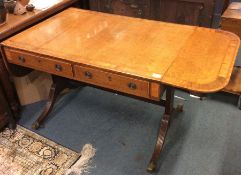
xmin=31 ymin=121 xmax=40 ymax=130
xmin=147 ymin=161 xmax=156 ymax=172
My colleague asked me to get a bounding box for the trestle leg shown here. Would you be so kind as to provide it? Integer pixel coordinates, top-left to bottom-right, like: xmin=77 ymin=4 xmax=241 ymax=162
xmin=31 ymin=76 xmax=80 ymax=129
xmin=147 ymin=87 xmax=174 ymax=172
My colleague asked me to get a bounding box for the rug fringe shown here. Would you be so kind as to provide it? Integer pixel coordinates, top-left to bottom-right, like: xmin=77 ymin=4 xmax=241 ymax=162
xmin=65 ymin=144 xmax=96 ymax=175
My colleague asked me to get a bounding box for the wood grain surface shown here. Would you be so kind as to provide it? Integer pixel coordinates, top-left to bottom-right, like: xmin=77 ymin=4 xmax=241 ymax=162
xmin=222 ymin=2 xmax=241 ymax=20
xmin=0 ymin=0 xmax=78 ymax=40
xmin=2 ymin=8 xmax=240 ymax=93
xmin=4 ymin=48 xmax=74 ymax=78
xmin=74 ymin=64 xmax=150 ymax=99
xmin=222 ymin=2 xmax=241 ymax=38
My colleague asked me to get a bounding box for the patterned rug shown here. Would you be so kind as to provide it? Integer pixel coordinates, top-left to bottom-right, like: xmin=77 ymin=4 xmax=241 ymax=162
xmin=0 ymin=125 xmax=80 ymax=175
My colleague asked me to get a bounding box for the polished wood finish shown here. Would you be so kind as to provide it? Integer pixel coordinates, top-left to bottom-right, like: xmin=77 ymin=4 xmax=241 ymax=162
xmin=2 ymin=8 xmax=240 ymax=93
xmin=89 ymin=0 xmax=217 ymax=27
xmin=221 ymin=2 xmax=241 ymax=109
xmin=0 ymin=0 xmax=78 ymax=40
xmin=150 ymin=82 xmax=163 ymax=100
xmin=0 ymin=0 xmax=78 ymax=129
xmin=222 ymin=2 xmax=241 ymax=38
xmin=1 ymin=8 xmax=240 ymax=172
xmin=74 ymin=65 xmax=151 ymax=99
xmin=5 ymin=48 xmax=74 ymax=78
xmin=147 ymin=87 xmax=174 ymax=172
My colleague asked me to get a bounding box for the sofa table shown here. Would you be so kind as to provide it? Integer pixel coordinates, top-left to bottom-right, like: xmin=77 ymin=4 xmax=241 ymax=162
xmin=0 ymin=0 xmax=78 ymax=129
xmin=1 ymin=8 xmax=240 ymax=172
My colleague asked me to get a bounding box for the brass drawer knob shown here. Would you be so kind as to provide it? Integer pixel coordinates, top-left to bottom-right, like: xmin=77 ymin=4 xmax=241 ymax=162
xmin=55 ymin=64 xmax=62 ymax=72
xmin=18 ymin=56 xmax=25 ymax=63
xmin=84 ymin=71 xmax=92 ymax=79
xmin=128 ymin=82 xmax=137 ymax=90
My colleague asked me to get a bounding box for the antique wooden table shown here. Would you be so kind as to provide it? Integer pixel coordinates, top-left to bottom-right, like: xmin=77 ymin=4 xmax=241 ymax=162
xmin=0 ymin=0 xmax=78 ymax=129
xmin=1 ymin=8 xmax=240 ymax=172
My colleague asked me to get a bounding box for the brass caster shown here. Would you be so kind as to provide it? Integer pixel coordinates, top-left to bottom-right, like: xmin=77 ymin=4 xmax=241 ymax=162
xmin=32 ymin=122 xmax=40 ymax=130
xmin=175 ymin=103 xmax=183 ymax=112
xmin=147 ymin=162 xmax=156 ymax=173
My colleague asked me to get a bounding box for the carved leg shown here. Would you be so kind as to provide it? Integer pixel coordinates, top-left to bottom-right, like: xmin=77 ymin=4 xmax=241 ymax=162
xmin=147 ymin=87 xmax=174 ymax=172
xmin=31 ymin=76 xmax=83 ymax=129
xmin=31 ymin=76 xmax=67 ymax=130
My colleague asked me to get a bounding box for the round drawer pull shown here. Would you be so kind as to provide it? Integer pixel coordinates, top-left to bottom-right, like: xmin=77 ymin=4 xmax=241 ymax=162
xmin=84 ymin=71 xmax=92 ymax=79
xmin=55 ymin=64 xmax=62 ymax=72
xmin=128 ymin=83 xmax=137 ymax=90
xmin=18 ymin=56 xmax=25 ymax=63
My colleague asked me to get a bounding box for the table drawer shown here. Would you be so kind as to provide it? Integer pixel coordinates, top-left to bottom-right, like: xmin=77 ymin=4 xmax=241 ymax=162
xmin=4 ymin=48 xmax=73 ymax=78
xmin=74 ymin=65 xmax=150 ymax=98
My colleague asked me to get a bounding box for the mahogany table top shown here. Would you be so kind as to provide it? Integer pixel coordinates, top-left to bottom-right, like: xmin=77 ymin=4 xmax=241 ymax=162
xmin=2 ymin=8 xmax=240 ymax=93
xmin=0 ymin=0 xmax=77 ymax=40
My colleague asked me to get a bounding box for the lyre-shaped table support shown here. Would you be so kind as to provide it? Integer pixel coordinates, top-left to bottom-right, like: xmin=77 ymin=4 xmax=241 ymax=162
xmin=30 ymin=75 xmax=180 ymax=173
xmin=31 ymin=75 xmax=80 ymax=130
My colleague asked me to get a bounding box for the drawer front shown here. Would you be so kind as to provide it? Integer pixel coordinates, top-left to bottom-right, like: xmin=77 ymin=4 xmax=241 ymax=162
xmin=4 ymin=48 xmax=73 ymax=78
xmin=74 ymin=65 xmax=150 ymax=98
